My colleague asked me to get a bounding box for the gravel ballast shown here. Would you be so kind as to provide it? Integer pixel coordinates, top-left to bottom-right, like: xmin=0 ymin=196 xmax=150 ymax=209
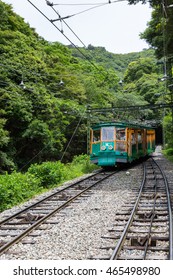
xmin=0 ymin=149 xmax=173 ymax=260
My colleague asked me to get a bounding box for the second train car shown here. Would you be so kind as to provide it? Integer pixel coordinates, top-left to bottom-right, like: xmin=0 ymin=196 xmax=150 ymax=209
xmin=90 ymin=122 xmax=155 ymax=167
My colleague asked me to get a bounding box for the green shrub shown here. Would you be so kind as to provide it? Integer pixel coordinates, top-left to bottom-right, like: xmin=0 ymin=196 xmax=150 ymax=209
xmin=0 ymin=172 xmax=41 ymax=212
xmin=71 ymin=154 xmax=89 ymax=165
xmin=165 ymin=148 xmax=173 ymax=156
xmin=71 ymin=154 xmax=98 ymax=173
xmin=0 ymin=154 xmax=98 ymax=212
xmin=28 ymin=161 xmax=65 ymax=187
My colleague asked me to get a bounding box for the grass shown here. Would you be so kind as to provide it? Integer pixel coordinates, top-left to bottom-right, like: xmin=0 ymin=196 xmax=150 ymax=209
xmin=0 ymin=154 xmax=99 ymax=212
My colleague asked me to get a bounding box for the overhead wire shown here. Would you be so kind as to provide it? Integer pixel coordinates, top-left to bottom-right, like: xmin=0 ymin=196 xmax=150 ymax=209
xmin=51 ymin=2 xmax=111 ymax=6
xmin=27 ymin=0 xmax=127 ymax=79
xmin=27 ymin=0 xmax=101 ymax=73
xmin=47 ymin=0 xmax=127 ymax=20
xmin=60 ymin=108 xmax=87 ymax=162
xmin=51 ymin=0 xmax=127 ymax=7
xmin=50 ymin=3 xmax=108 ymax=20
xmin=14 ymin=0 xmax=125 ymax=166
xmin=48 ymin=3 xmax=87 ymax=48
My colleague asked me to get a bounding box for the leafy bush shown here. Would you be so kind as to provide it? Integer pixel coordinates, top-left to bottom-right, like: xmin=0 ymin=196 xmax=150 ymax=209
xmin=28 ymin=155 xmax=97 ymax=188
xmin=0 ymin=154 xmax=98 ymax=212
xmin=163 ymin=148 xmax=173 ymax=163
xmin=0 ymin=172 xmax=41 ymax=212
xmin=71 ymin=154 xmax=98 ymax=173
xmin=28 ymin=161 xmax=65 ymax=187
xmin=165 ymin=148 xmax=173 ymax=156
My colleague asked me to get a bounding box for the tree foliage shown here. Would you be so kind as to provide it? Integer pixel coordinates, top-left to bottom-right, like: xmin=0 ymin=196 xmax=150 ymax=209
xmin=0 ymin=1 xmax=120 ymax=172
xmin=0 ymin=0 xmax=171 ymax=173
xmin=128 ymin=0 xmax=164 ymax=6
xmin=136 ymin=0 xmax=173 ymax=149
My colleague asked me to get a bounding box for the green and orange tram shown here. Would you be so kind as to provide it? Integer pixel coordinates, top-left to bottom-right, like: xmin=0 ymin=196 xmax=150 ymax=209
xmin=90 ymin=122 xmax=155 ymax=167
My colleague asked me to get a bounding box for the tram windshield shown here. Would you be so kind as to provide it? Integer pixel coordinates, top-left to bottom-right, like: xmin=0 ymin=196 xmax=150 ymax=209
xmin=101 ymin=127 xmax=115 ymax=141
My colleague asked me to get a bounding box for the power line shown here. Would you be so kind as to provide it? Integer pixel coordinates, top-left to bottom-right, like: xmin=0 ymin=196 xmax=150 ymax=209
xmin=27 ymin=0 xmax=112 ymax=79
xmin=47 ymin=3 xmax=87 ymax=48
xmin=49 ymin=0 xmax=127 ymax=7
xmin=50 ymin=3 xmax=108 ymax=19
xmin=47 ymin=0 xmax=127 ymax=20
xmin=27 ymin=0 xmax=102 ymax=72
xmin=60 ymin=108 xmax=86 ymax=162
xmin=26 ymin=0 xmax=131 ymax=85
xmin=50 ymin=2 xmax=111 ymax=6
xmin=87 ymin=102 xmax=173 ymax=113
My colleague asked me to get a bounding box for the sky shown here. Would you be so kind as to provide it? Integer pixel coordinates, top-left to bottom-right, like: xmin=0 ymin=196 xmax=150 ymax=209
xmin=3 ymin=0 xmax=152 ymax=54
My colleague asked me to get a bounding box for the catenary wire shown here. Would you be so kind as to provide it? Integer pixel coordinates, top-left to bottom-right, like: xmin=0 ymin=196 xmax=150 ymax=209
xmin=51 ymin=0 xmax=127 ymax=7
xmin=48 ymin=0 xmax=127 ymax=20
xmin=60 ymin=108 xmax=86 ymax=162
xmin=47 ymin=3 xmax=87 ymax=48
xmin=27 ymin=0 xmax=101 ymax=73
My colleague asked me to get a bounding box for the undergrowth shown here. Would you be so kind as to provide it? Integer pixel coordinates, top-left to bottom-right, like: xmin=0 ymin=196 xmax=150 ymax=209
xmin=0 ymin=155 xmax=98 ymax=212
xmin=163 ymin=148 xmax=173 ymax=163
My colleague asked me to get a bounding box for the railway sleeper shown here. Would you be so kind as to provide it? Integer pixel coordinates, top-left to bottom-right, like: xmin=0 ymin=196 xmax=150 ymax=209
xmin=137 ymin=205 xmax=168 ymax=209
xmin=117 ymin=255 xmax=167 ymax=260
xmin=14 ymin=213 xmax=44 ymax=223
xmin=132 ymin=221 xmax=168 ymax=226
xmin=100 ymin=245 xmax=169 ymax=252
xmin=123 ymin=245 xmax=169 ymax=251
xmin=0 ymin=226 xmax=29 ymax=230
xmin=130 ymin=236 xmax=156 ymax=247
xmin=115 ymin=211 xmax=134 ymax=215
xmin=134 ymin=217 xmax=168 ymax=222
xmin=141 ymin=193 xmax=167 ymax=199
xmin=0 ymin=241 xmax=6 ymax=247
xmin=137 ymin=211 xmax=168 ymax=218
xmin=21 ymin=238 xmax=36 ymax=245
xmin=129 ymin=229 xmax=168 ymax=234
xmin=101 ymin=234 xmax=169 ymax=241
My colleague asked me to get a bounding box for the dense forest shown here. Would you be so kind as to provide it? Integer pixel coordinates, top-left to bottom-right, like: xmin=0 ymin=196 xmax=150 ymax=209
xmin=0 ymin=0 xmax=173 ymax=174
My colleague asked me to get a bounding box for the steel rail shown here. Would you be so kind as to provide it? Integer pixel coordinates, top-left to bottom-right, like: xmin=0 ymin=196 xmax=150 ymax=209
xmin=152 ymin=158 xmax=173 ymax=260
xmin=110 ymin=163 xmax=147 ymax=260
xmin=0 ymin=170 xmax=117 ymax=256
xmin=143 ymin=177 xmax=157 ymax=259
xmin=110 ymin=158 xmax=172 ymax=260
xmin=0 ymin=170 xmax=102 ymax=226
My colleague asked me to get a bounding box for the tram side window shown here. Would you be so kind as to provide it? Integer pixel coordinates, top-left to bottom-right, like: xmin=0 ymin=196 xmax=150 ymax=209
xmin=93 ymin=130 xmax=100 ymax=142
xmin=101 ymin=127 xmax=115 ymax=141
xmin=138 ymin=132 xmax=142 ymax=143
xmin=116 ymin=128 xmax=126 ymax=140
xmin=131 ymin=133 xmax=136 ymax=144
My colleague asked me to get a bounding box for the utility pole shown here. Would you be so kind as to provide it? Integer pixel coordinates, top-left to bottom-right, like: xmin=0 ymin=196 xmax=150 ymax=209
xmin=87 ymin=106 xmax=91 ymax=155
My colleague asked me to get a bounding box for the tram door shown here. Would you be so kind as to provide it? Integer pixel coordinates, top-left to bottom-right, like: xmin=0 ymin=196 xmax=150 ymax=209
xmin=116 ymin=128 xmax=126 ymax=152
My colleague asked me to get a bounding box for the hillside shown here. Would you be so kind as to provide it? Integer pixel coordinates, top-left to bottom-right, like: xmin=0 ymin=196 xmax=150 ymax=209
xmin=0 ymin=1 xmax=162 ymax=173
xmin=70 ymin=44 xmax=156 ymax=76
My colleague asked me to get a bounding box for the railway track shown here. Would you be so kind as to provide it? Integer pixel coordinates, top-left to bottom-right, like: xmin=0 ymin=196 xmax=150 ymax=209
xmin=100 ymin=157 xmax=173 ymax=260
xmin=0 ymin=170 xmax=117 ymax=256
xmin=1 ymin=155 xmax=172 ymax=260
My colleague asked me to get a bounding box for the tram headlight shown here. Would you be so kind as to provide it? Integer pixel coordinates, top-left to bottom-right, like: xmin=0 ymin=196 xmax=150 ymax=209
xmin=108 ymin=145 xmax=113 ymax=150
xmin=101 ymin=146 xmax=106 ymax=151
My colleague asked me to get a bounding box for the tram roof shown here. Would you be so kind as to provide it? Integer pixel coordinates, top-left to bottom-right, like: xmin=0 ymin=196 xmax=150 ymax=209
xmin=91 ymin=122 xmax=155 ymax=130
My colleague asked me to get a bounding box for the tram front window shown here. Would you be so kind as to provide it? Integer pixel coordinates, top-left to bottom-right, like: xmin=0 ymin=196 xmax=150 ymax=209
xmin=101 ymin=127 xmax=115 ymax=141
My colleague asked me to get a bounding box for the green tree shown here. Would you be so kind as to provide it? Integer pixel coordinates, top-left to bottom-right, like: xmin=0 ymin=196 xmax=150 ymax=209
xmin=1 ymin=0 xmax=168 ymax=172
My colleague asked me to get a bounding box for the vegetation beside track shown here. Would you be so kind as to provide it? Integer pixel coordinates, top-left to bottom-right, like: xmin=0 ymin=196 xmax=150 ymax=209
xmin=0 ymin=154 xmax=98 ymax=212
xmin=163 ymin=148 xmax=173 ymax=163
xmin=1 ymin=1 xmax=172 ymax=174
